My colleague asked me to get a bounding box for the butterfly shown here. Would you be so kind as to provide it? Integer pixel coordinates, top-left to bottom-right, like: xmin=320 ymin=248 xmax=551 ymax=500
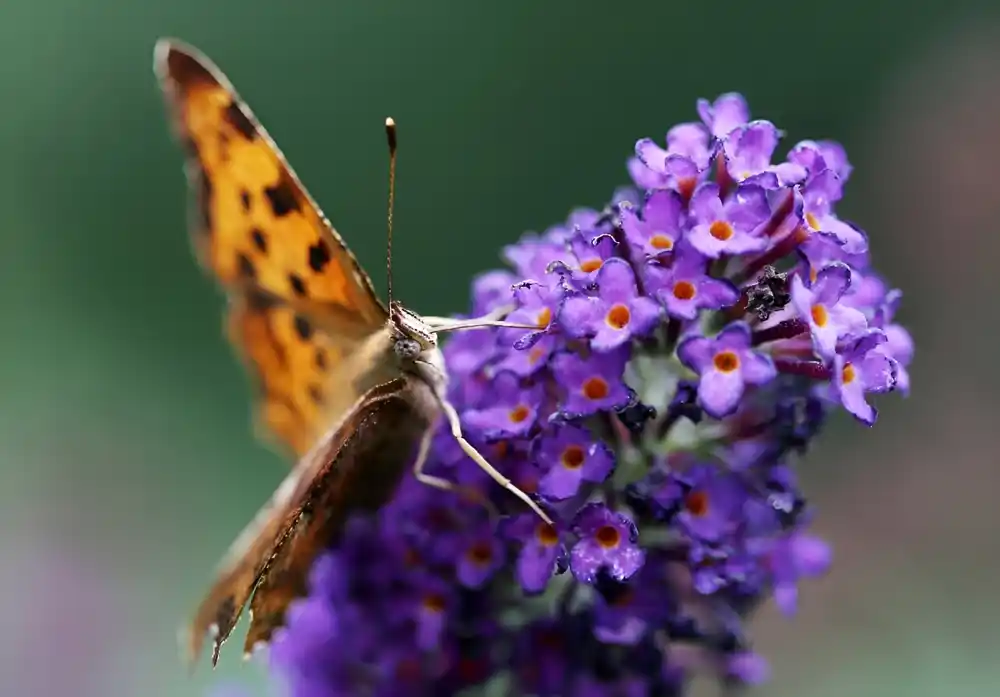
xmin=153 ymin=38 xmax=552 ymax=667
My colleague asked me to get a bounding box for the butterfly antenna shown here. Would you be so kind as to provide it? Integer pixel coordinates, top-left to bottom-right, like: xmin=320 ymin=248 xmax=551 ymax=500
xmin=385 ymin=117 xmax=398 ymax=311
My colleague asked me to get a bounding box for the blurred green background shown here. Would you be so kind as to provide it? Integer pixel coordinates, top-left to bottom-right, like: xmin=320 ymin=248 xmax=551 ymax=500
xmin=2 ymin=1 xmax=999 ymax=696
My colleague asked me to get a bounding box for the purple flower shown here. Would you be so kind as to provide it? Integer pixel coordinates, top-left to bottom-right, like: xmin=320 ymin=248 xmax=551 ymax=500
xmin=677 ymin=322 xmax=777 ymax=418
xmin=799 ymin=169 xmax=868 ymax=255
xmin=643 ymin=245 xmax=740 ymax=320
xmin=628 ymin=155 xmax=669 ymax=190
xmin=570 ymin=504 xmax=645 ymax=583
xmin=727 ymin=652 xmax=771 ymax=685
xmin=697 ymin=92 xmax=750 ymax=140
xmin=665 ymin=464 xmax=748 ymax=542
xmin=869 ymin=286 xmax=914 ymax=396
xmin=633 ymin=123 xmax=711 ymax=196
xmin=505 ymin=280 xmax=561 ymax=343
xmin=503 ymin=230 xmax=570 ymax=282
xmin=560 ymin=259 xmax=662 ymax=351
xmin=620 ymin=189 xmax=686 ymax=259
xmin=505 ymin=514 xmax=568 ymax=594
xmin=456 ymin=525 xmax=505 ymax=589
xmin=832 ymin=329 xmax=898 ymax=425
xmin=499 ymin=281 xmax=564 ymax=375
xmin=687 ymin=183 xmax=770 ymax=258
xmin=565 ymin=229 xmax=618 ymax=283
xmin=512 ymin=620 xmax=572 ymax=695
xmin=551 ymin=348 xmax=633 ymax=417
xmin=535 ymin=424 xmax=615 ymax=500
xmin=471 ymin=269 xmax=517 ymax=316
xmin=405 ymin=571 xmax=453 ymax=650
xmin=245 ymin=91 xmax=914 ymax=697
xmin=441 ymin=326 xmax=496 ymax=382
xmin=790 ymin=263 xmax=868 ymax=361
xmin=591 ymin=560 xmax=675 ymax=646
xmin=722 ymin=120 xmax=806 ymax=188
xmin=789 ymin=139 xmax=853 ymax=182
xmin=766 ymin=530 xmax=832 ymax=616
xmin=462 ymin=371 xmax=543 ymax=441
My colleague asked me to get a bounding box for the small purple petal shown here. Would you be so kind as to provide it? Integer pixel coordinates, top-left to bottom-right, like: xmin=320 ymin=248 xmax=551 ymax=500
xmin=698 ymin=92 xmax=750 ymax=139
xmin=698 ymin=368 xmax=745 ymax=418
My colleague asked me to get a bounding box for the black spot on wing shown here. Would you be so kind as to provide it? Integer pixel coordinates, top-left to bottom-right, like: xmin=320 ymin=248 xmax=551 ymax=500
xmin=223 ymin=100 xmax=257 ymax=140
xmin=194 ymin=165 xmax=213 ymax=233
xmin=307 ymin=384 xmax=324 ymax=405
xmin=251 ymin=228 xmax=268 ymax=254
xmin=237 ymin=253 xmax=256 ymax=280
xmin=240 ymin=188 xmax=251 ymax=212
xmin=314 ymin=348 xmax=328 ymax=370
xmin=218 ymin=131 xmax=231 ymax=162
xmin=288 ymin=273 xmax=307 ymax=297
xmin=264 ymin=179 xmax=300 ymax=217
xmin=307 ymin=240 xmax=331 ymax=272
xmin=293 ymin=315 xmax=313 ymax=341
xmin=162 ymin=45 xmax=218 ymax=92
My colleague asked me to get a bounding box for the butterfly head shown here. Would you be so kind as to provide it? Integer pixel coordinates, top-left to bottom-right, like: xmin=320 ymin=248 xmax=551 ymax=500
xmin=390 ymin=301 xmax=437 ymax=360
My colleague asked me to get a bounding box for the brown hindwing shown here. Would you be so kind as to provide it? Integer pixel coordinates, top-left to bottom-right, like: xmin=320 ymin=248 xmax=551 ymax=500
xmin=185 ymin=377 xmax=436 ymax=666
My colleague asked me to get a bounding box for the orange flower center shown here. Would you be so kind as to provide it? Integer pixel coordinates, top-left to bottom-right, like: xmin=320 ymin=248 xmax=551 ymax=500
xmin=404 ymin=547 xmax=422 ymax=567
xmin=457 ymin=657 xmax=487 ymax=682
xmin=395 ymin=657 xmax=422 ymax=682
xmin=509 ymin=404 xmax=531 ymax=423
xmin=560 ymin=445 xmax=585 ymax=469
xmin=536 ymin=307 xmax=552 ymax=329
xmin=677 ymin=176 xmax=697 ymax=200
xmin=422 ymin=593 xmax=446 ymax=612
xmin=535 ymin=522 xmax=559 ymax=546
xmin=684 ymin=490 xmax=709 ymax=516
xmin=595 ymin=524 xmax=621 ymax=548
xmin=672 ymin=280 xmax=696 ymax=300
xmin=583 ymin=377 xmax=610 ymax=400
xmin=811 ymin=304 xmax=828 ymax=327
xmin=842 ymin=362 xmax=856 ymax=385
xmin=466 ymin=540 xmax=493 ymax=564
xmin=709 ymin=220 xmax=734 ymax=241
xmin=713 ymin=350 xmax=740 ymax=373
xmin=528 ymin=347 xmax=545 ymax=364
xmin=805 ymin=212 xmax=821 ymax=230
xmin=605 ymin=303 xmax=631 ymax=329
xmin=580 ymin=259 xmax=603 ymax=273
xmin=610 ymin=587 xmax=635 ymax=608
xmin=517 ymin=470 xmax=539 ymax=494
xmin=650 ymin=233 xmax=674 ymax=250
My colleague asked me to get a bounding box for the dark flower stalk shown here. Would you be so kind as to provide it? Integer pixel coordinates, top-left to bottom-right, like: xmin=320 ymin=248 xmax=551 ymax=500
xmin=268 ymin=93 xmax=913 ymax=696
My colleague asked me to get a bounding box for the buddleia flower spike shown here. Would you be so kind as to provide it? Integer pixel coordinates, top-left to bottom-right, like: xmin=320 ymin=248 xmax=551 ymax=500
xmin=264 ymin=93 xmax=911 ymax=696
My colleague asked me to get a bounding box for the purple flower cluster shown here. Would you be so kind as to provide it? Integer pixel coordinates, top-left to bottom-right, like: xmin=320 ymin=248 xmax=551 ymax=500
xmin=269 ymin=93 xmax=912 ymax=696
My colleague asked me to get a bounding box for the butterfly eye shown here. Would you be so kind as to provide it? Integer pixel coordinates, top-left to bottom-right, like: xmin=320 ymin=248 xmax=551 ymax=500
xmin=394 ymin=338 xmax=422 ymax=360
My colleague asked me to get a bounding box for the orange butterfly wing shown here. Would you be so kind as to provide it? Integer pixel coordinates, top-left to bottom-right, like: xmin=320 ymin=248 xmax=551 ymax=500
xmin=227 ymin=290 xmax=356 ymax=456
xmin=155 ymin=39 xmax=388 ymax=456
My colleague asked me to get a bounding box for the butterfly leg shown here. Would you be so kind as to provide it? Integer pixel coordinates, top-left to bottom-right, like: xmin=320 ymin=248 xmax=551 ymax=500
xmin=438 ymin=399 xmax=554 ymax=526
xmin=411 ymin=426 xmax=500 ymax=519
